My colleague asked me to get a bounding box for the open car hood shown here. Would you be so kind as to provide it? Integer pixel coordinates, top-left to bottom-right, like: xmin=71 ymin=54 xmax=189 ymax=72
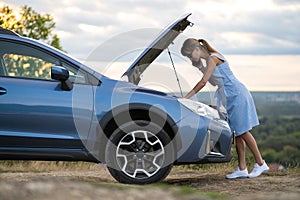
xmin=122 ymin=13 xmax=193 ymax=85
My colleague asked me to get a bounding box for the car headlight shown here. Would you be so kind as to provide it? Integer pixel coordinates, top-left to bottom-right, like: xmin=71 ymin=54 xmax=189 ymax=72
xmin=178 ymin=98 xmax=220 ymax=120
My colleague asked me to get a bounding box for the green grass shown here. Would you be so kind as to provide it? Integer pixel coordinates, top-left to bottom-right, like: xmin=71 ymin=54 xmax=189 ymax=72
xmin=150 ymin=183 xmax=229 ymax=199
xmin=69 ymin=177 xmax=229 ymax=199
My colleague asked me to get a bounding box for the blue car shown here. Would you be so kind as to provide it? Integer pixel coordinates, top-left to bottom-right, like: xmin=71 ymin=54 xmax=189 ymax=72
xmin=0 ymin=14 xmax=232 ymax=184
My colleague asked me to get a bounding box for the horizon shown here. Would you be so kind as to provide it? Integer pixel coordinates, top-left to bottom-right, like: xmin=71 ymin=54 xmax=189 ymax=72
xmin=87 ymin=54 xmax=300 ymax=92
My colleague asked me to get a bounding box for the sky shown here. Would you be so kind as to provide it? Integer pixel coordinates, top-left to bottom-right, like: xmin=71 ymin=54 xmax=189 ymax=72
xmin=1 ymin=0 xmax=300 ymax=91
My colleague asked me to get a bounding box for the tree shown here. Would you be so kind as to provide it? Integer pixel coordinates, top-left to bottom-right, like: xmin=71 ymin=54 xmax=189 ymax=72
xmin=0 ymin=5 xmax=63 ymax=50
xmin=0 ymin=5 xmax=64 ymax=79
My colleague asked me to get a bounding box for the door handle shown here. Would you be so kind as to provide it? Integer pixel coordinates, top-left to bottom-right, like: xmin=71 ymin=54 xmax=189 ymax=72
xmin=0 ymin=87 xmax=7 ymax=95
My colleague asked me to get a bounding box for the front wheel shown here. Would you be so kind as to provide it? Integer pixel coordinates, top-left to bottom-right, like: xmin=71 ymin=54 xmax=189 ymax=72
xmin=105 ymin=120 xmax=174 ymax=184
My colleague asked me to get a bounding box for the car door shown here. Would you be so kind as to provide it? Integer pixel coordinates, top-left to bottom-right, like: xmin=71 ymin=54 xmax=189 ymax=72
xmin=0 ymin=39 xmax=94 ymax=151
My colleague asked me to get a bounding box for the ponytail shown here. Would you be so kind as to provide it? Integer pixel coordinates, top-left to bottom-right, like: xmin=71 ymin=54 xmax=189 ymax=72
xmin=198 ymin=39 xmax=219 ymax=54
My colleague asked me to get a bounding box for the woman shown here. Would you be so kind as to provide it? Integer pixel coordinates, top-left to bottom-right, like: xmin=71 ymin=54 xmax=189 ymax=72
xmin=181 ymin=38 xmax=269 ymax=179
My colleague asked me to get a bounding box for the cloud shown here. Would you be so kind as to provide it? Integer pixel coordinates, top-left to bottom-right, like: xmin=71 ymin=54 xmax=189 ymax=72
xmin=184 ymin=0 xmax=300 ymax=54
xmin=2 ymin=0 xmax=300 ymax=59
xmin=273 ymin=0 xmax=300 ymax=5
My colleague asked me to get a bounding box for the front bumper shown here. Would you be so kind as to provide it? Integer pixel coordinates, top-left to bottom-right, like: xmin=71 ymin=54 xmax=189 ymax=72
xmin=173 ymin=112 xmax=233 ymax=165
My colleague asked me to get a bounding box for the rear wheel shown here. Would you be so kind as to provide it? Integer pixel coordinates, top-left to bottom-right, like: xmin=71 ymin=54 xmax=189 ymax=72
xmin=105 ymin=120 xmax=174 ymax=184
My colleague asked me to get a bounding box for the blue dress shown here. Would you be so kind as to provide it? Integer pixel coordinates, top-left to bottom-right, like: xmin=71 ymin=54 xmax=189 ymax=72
xmin=208 ymin=53 xmax=259 ymax=136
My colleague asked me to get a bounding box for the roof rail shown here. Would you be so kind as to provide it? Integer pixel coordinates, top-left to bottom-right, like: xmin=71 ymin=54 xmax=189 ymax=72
xmin=0 ymin=27 xmax=19 ymax=36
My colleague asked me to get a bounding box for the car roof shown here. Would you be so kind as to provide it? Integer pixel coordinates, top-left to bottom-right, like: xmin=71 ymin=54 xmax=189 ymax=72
xmin=0 ymin=27 xmax=19 ymax=36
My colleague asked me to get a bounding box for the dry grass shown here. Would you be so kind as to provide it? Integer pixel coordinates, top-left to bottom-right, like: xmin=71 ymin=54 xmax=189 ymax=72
xmin=1 ymin=159 xmax=298 ymax=176
xmin=0 ymin=156 xmax=239 ymax=174
xmin=0 ymin=161 xmax=99 ymax=172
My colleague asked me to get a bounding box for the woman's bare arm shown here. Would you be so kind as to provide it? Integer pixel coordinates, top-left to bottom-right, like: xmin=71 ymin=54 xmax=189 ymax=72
xmin=184 ymin=56 xmax=218 ymax=99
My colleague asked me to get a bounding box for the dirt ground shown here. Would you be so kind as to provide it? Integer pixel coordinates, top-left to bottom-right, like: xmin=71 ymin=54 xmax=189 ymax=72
xmin=0 ymin=166 xmax=299 ymax=200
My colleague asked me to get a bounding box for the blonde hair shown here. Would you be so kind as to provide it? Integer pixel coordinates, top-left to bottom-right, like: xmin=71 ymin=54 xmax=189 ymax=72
xmin=181 ymin=38 xmax=219 ymax=56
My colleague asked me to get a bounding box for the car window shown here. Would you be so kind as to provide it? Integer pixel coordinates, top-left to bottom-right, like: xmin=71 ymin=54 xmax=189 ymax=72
xmin=3 ymin=53 xmax=56 ymax=80
xmin=0 ymin=40 xmax=88 ymax=84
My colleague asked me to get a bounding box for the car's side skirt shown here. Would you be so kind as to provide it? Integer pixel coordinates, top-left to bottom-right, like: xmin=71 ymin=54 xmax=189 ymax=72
xmin=0 ymin=147 xmax=98 ymax=162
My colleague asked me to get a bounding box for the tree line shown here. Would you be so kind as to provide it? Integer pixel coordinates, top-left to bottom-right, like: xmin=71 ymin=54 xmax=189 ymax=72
xmin=252 ymin=116 xmax=300 ymax=167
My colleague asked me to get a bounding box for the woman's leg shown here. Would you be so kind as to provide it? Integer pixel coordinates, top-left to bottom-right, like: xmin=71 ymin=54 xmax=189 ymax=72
xmin=240 ymin=131 xmax=269 ymax=177
xmin=225 ymin=135 xmax=248 ymax=179
xmin=239 ymin=131 xmax=263 ymax=165
xmin=235 ymin=136 xmax=247 ymax=170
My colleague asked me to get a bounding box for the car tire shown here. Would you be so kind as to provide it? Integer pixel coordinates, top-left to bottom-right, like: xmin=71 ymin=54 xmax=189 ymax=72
xmin=105 ymin=120 xmax=174 ymax=184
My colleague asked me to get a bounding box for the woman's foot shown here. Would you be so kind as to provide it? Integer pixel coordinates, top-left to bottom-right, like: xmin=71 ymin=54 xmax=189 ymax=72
xmin=226 ymin=168 xmax=248 ymax=179
xmin=248 ymin=161 xmax=269 ymax=178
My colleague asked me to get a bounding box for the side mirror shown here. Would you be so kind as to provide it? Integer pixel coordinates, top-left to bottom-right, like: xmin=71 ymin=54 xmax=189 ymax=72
xmin=51 ymin=66 xmax=73 ymax=91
